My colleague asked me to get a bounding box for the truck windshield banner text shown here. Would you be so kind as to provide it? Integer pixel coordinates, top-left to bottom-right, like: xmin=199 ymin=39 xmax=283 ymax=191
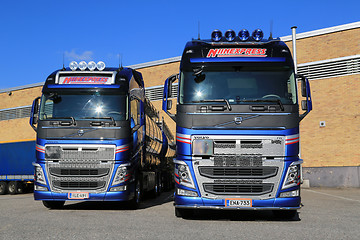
xmin=59 ymin=76 xmax=110 ymax=84
xmin=207 ymin=48 xmax=267 ymax=58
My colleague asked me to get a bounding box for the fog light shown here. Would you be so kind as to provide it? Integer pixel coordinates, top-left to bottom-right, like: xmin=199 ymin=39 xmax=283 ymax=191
xmin=177 ymin=188 xmax=198 ymax=197
xmin=69 ymin=61 xmax=78 ymax=71
xmin=34 ymin=185 xmax=48 ymax=191
xmin=280 ymin=190 xmax=299 ymax=198
xmin=78 ymin=61 xmax=87 ymax=71
xmin=88 ymin=61 xmax=96 ymax=71
xmin=110 ymin=185 xmax=127 ymax=192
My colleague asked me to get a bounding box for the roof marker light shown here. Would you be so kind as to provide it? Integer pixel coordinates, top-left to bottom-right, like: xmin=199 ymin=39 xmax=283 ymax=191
xmin=211 ymin=30 xmax=222 ymax=42
xmin=97 ymin=61 xmax=106 ymax=71
xmin=238 ymin=29 xmax=250 ymax=41
xmin=225 ymin=29 xmax=236 ymax=41
xmin=79 ymin=61 xmax=87 ymax=71
xmin=88 ymin=61 xmax=96 ymax=71
xmin=252 ymin=29 xmax=264 ymax=41
xmin=69 ymin=61 xmax=78 ymax=71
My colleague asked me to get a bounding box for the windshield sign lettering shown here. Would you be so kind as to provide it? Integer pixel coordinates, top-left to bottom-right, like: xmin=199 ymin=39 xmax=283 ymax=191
xmin=59 ymin=76 xmax=110 ymax=84
xmin=207 ymin=48 xmax=267 ymax=58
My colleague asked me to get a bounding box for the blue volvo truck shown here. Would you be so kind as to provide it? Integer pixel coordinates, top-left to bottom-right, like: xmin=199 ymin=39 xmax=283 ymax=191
xmin=162 ymin=29 xmax=312 ymax=218
xmin=30 ymin=61 xmax=175 ymax=209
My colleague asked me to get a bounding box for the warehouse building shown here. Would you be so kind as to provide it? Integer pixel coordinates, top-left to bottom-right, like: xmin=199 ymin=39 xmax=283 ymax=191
xmin=1 ymin=21 xmax=359 ymax=187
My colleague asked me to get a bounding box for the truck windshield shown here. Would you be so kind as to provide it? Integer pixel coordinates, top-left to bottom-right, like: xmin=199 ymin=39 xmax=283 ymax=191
xmin=39 ymin=92 xmax=128 ymax=121
xmin=179 ymin=66 xmax=297 ymax=105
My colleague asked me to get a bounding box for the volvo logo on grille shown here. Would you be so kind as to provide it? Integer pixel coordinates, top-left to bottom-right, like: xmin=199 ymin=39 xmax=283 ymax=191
xmin=77 ymin=130 xmax=85 ymax=136
xmin=234 ymin=117 xmax=243 ymax=125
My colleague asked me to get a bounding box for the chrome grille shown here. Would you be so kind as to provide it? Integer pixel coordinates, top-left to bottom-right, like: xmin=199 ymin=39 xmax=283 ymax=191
xmin=49 ymin=168 xmax=109 ymax=177
xmin=53 ymin=180 xmax=106 ymax=190
xmin=45 ymin=144 xmax=115 ymax=193
xmin=45 ymin=145 xmax=115 ymax=161
xmin=203 ymin=183 xmax=273 ymax=195
xmin=199 ymin=166 xmax=278 ymax=179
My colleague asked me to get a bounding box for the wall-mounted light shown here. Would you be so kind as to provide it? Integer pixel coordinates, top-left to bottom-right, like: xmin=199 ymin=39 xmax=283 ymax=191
xmin=319 ymin=121 xmax=326 ymax=128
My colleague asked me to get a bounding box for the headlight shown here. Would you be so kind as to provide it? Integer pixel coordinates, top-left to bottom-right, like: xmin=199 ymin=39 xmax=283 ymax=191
xmin=282 ymin=162 xmax=302 ymax=189
xmin=112 ymin=165 xmax=130 ymax=186
xmin=174 ymin=161 xmax=195 ymax=189
xmin=280 ymin=189 xmax=299 ymax=198
xmin=34 ymin=164 xmax=47 ymax=186
xmin=176 ymin=188 xmax=198 ymax=197
xmin=192 ymin=139 xmax=213 ymax=156
xmin=45 ymin=146 xmax=61 ymax=160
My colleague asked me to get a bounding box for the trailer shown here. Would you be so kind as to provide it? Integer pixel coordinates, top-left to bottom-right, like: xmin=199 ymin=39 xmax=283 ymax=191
xmin=0 ymin=140 xmax=35 ymax=194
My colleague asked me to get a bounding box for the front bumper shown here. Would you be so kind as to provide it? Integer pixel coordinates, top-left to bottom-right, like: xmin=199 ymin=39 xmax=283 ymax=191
xmin=174 ymin=195 xmax=301 ymax=210
xmin=34 ymin=181 xmax=135 ymax=201
xmin=34 ymin=190 xmax=134 ymax=201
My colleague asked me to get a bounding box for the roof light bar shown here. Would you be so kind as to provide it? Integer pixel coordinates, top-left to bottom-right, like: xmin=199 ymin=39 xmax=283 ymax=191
xmin=211 ymin=28 xmax=265 ymax=42
xmin=68 ymin=61 xmax=106 ymax=71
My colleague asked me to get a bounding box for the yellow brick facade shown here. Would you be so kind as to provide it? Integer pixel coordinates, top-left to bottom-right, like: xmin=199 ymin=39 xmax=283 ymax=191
xmin=1 ymin=25 xmax=359 ymax=167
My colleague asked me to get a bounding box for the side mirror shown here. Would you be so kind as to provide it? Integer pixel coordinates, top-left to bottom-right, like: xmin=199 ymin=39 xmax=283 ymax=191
xmin=297 ymin=74 xmax=313 ymax=121
xmin=301 ymin=100 xmax=307 ymax=111
xmin=29 ymin=97 xmax=41 ymax=131
xmin=162 ymin=73 xmax=178 ymax=122
xmin=132 ymin=124 xmax=141 ymax=134
xmin=167 ymin=100 xmax=173 ymax=110
xmin=301 ymin=78 xmax=306 ymax=97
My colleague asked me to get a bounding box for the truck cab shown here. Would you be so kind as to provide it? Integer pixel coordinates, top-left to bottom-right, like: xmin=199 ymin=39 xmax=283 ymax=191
xmin=30 ymin=61 xmax=173 ymax=209
xmin=163 ymin=29 xmax=312 ymax=218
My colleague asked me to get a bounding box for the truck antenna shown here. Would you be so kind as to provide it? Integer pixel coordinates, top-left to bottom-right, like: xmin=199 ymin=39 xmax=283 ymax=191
xmin=198 ymin=21 xmax=201 ymax=40
xmin=62 ymin=52 xmax=66 ymax=70
xmin=118 ymin=53 xmax=123 ymax=71
xmin=269 ymin=20 xmax=273 ymax=40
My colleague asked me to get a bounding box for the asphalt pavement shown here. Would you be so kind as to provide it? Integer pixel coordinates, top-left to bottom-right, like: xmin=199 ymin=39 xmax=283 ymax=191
xmin=0 ymin=188 xmax=359 ymax=240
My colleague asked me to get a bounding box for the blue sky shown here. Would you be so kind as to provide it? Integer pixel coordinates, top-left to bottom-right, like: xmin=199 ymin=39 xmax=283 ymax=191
xmin=0 ymin=0 xmax=359 ymax=89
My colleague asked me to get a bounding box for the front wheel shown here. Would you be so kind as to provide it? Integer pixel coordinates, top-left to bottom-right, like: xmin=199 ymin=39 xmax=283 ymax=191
xmin=128 ymin=179 xmax=142 ymax=209
xmin=42 ymin=201 xmax=65 ymax=209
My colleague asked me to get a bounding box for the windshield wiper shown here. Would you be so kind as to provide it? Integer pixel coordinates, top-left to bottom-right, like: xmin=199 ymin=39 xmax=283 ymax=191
xmin=240 ymin=99 xmax=284 ymax=111
xmin=48 ymin=117 xmax=76 ymax=126
xmin=81 ymin=117 xmax=116 ymax=126
xmin=191 ymin=99 xmax=232 ymax=111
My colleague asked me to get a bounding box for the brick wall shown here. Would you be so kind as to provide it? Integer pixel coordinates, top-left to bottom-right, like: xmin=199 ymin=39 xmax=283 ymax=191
xmin=1 ymin=27 xmax=359 ymax=167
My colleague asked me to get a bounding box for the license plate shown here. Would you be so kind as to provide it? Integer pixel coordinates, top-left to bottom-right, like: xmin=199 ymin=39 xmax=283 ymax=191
xmin=68 ymin=192 xmax=89 ymax=199
xmin=225 ymin=198 xmax=252 ymax=207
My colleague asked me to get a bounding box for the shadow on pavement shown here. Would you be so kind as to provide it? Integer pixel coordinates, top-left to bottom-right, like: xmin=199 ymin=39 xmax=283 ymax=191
xmin=57 ymin=190 xmax=174 ymax=211
xmin=177 ymin=209 xmax=301 ymax=222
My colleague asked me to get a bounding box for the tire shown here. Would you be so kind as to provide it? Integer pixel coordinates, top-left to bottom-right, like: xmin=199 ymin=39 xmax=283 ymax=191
xmin=16 ymin=182 xmax=25 ymax=194
xmin=128 ymin=178 xmax=142 ymax=209
xmin=0 ymin=182 xmax=7 ymax=195
xmin=42 ymin=201 xmax=65 ymax=209
xmin=8 ymin=181 xmax=17 ymax=195
xmin=150 ymin=173 xmax=161 ymax=198
xmin=175 ymin=208 xmax=194 ymax=219
xmin=273 ymin=210 xmax=297 ymax=220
